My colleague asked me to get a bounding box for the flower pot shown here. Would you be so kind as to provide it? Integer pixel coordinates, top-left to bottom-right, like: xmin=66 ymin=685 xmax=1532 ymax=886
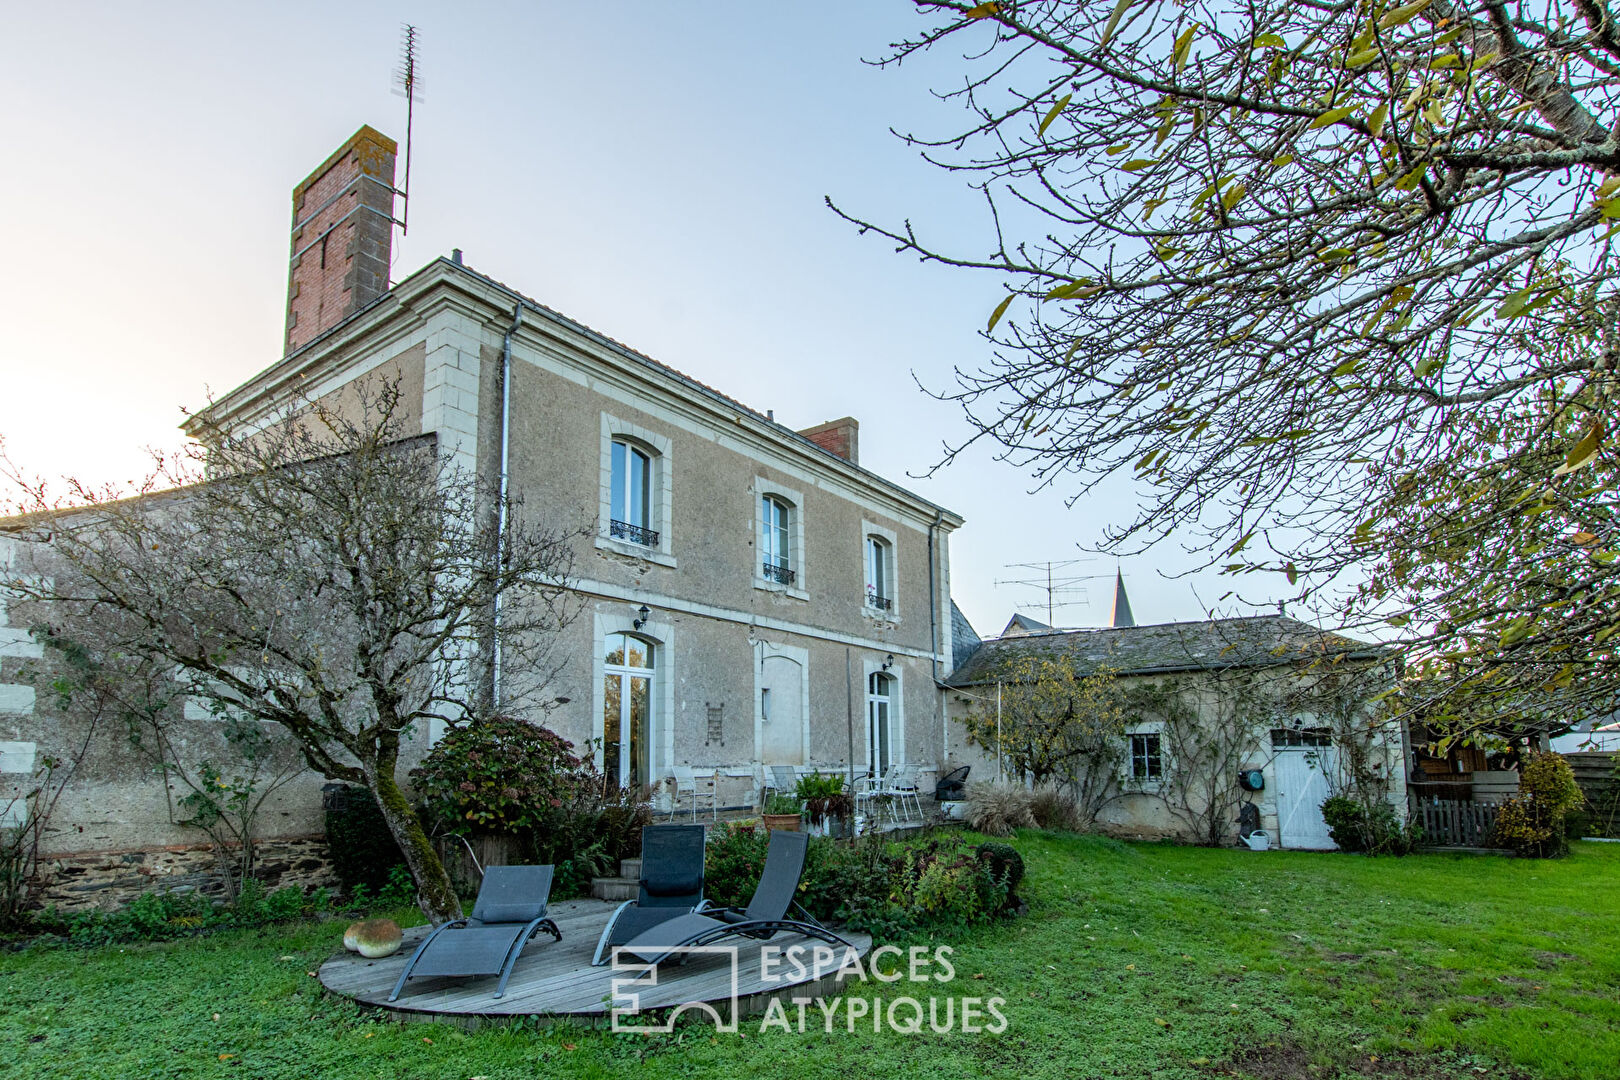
xmin=762 ymin=813 xmax=802 ymax=832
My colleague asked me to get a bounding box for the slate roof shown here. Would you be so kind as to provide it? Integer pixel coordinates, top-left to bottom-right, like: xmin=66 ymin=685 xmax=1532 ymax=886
xmin=946 ymin=614 xmax=1386 ymax=686
xmin=1000 ymin=613 xmax=1054 ymax=636
xmin=950 ymin=600 xmax=982 ymax=674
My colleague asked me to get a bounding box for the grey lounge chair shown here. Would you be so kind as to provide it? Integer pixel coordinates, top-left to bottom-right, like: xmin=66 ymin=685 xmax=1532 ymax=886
xmin=590 ymin=824 xmax=707 ymax=966
xmin=388 ymin=864 xmax=561 ymax=1002
xmin=617 ymin=830 xmax=851 ymax=966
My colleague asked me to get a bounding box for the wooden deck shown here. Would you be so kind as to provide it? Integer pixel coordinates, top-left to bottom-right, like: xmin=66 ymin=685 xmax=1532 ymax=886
xmin=319 ymin=898 xmax=871 ymax=1025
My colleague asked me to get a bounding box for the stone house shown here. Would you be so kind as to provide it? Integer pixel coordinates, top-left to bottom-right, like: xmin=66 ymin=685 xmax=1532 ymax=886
xmin=944 ymin=612 xmax=1407 ymax=849
xmin=0 ymin=125 xmax=964 ymax=907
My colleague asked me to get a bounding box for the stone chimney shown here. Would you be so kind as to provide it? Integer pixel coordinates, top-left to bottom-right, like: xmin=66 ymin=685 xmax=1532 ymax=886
xmin=284 ymin=126 xmax=398 ymax=354
xmin=798 ymin=417 xmax=859 ymax=465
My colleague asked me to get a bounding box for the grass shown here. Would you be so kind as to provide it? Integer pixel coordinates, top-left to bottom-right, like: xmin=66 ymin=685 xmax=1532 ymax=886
xmin=1 ymin=835 xmax=1616 ymax=1079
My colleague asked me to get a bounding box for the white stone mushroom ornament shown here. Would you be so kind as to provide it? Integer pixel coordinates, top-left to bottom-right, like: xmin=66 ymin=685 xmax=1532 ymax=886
xmin=343 ymin=918 xmax=404 ymax=959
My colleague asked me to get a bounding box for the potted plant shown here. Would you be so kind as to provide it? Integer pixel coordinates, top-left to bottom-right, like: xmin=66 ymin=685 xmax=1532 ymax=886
xmin=761 ymin=792 xmax=803 ymax=832
xmin=796 ymin=771 xmax=855 ymax=838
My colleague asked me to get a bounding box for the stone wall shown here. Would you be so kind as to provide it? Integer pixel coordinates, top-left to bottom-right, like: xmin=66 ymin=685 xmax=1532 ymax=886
xmin=30 ymin=834 xmax=339 ymax=913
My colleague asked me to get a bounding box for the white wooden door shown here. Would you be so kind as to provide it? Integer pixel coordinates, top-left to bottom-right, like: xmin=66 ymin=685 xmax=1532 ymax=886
xmin=1273 ymin=748 xmax=1338 ymax=850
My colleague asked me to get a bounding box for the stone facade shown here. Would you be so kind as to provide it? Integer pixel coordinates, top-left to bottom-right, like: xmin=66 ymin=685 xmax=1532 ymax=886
xmin=944 ymin=616 xmax=1408 ymax=849
xmin=31 ymin=835 xmax=339 ymax=913
xmin=2 ymin=131 xmax=966 ymax=891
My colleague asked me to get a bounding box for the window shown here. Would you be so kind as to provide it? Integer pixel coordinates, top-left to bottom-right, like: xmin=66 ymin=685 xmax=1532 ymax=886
xmin=602 ymin=632 xmax=654 ymax=795
xmin=761 ymin=495 xmax=795 ymax=585
xmin=609 ymin=439 xmax=656 ymax=546
xmin=598 ymin=415 xmax=673 ymax=565
xmin=1129 ymin=733 xmax=1164 ymax=781
xmin=1271 ymin=727 xmax=1333 ymax=748
xmin=865 ymin=535 xmax=893 ymax=611
xmin=867 ymin=672 xmax=894 ymax=774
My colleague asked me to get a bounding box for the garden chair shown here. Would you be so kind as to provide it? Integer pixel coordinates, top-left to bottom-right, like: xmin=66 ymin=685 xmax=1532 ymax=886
xmin=387 ymin=864 xmax=560 ymax=1002
xmin=667 ymin=765 xmax=719 ymax=822
xmin=934 ymin=764 xmax=970 ymax=802
xmin=853 ymin=766 xmax=892 ymax=827
xmin=882 ymin=764 xmax=923 ymax=821
xmin=591 ymin=824 xmax=708 ymax=966
xmin=763 ymin=764 xmax=800 ymax=806
xmin=618 ymin=829 xmax=852 ymax=966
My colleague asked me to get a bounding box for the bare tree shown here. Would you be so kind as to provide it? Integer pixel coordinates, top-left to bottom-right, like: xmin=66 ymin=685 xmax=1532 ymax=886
xmin=837 ymin=0 xmax=1620 ymax=727
xmin=2 ymin=381 xmax=588 ymax=921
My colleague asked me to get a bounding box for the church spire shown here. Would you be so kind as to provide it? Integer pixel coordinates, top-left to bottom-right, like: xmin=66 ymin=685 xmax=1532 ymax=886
xmin=1110 ymin=569 xmax=1135 ymax=628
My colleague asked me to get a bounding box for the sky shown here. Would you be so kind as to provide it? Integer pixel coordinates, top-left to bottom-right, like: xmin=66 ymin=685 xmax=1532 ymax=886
xmin=0 ymin=1 xmax=1304 ymax=639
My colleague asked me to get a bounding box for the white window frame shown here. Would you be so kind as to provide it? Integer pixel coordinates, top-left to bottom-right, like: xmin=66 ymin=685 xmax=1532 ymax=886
xmin=597 ymin=413 xmax=675 ymax=567
xmin=592 ymin=609 xmax=676 ymax=790
xmin=752 ymin=476 xmax=807 ymax=600
xmin=1124 ymin=726 xmax=1168 ymax=788
xmin=860 ymin=519 xmax=900 ymax=622
xmin=862 ymin=659 xmax=904 ymax=773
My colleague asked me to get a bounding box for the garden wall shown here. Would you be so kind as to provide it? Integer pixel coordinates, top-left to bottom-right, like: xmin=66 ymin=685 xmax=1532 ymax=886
xmin=29 ymin=835 xmax=339 ymax=913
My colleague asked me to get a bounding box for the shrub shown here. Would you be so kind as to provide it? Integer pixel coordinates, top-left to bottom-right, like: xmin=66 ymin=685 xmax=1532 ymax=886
xmin=1490 ymin=752 xmax=1585 ymax=857
xmin=411 ymin=718 xmax=651 ymax=899
xmin=412 ymin=717 xmax=595 ymax=836
xmin=1319 ymin=795 xmax=1421 ymax=855
xmin=703 ymin=824 xmax=1016 ymax=938
xmin=964 ymin=784 xmax=1037 ymax=837
xmin=1028 ymin=786 xmax=1082 ymax=831
xmin=322 ymin=783 xmax=406 ymax=894
xmin=975 ymin=841 xmax=1026 ymax=898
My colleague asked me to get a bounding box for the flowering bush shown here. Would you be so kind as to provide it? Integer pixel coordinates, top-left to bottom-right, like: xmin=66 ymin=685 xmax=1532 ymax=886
xmin=412 ymin=717 xmax=596 ymax=836
xmin=1490 ymin=751 xmax=1585 ymax=858
xmin=411 ymin=717 xmax=651 ymax=897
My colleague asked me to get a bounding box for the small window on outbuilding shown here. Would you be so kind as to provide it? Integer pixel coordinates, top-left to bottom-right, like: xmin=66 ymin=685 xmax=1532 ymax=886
xmin=1129 ymin=733 xmax=1164 ymax=781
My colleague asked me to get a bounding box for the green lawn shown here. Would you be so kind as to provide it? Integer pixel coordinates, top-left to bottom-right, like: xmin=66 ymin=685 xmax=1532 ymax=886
xmin=2 ymin=834 xmax=1616 ymax=1079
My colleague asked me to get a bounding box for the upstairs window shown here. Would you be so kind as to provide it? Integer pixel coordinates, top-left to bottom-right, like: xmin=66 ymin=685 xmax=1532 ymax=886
xmin=610 ymin=439 xmax=657 ymax=546
xmin=761 ymin=495 xmax=794 ymax=585
xmin=865 ymin=535 xmax=893 ymax=611
xmin=1129 ymin=733 xmax=1164 ymax=781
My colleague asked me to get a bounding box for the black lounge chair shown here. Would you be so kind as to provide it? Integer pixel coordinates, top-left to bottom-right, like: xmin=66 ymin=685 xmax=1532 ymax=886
xmin=388 ymin=864 xmax=561 ymax=1002
xmin=935 ymin=764 xmax=970 ymax=802
xmin=616 ymin=830 xmax=851 ymax=966
xmin=590 ymin=824 xmax=708 ymax=966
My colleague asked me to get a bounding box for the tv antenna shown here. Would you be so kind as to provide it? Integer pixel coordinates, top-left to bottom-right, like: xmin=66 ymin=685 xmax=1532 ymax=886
xmin=392 ymin=23 xmax=422 ymax=236
xmin=995 ymin=559 xmax=1096 ymax=627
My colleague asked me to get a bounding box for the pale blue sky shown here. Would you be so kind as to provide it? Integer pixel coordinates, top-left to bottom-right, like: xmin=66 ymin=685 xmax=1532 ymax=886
xmin=0 ymin=2 xmax=1299 ymax=636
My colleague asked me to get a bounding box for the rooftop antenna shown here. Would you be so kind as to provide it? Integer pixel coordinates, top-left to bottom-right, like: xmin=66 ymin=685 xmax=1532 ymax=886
xmin=392 ymin=23 xmax=422 ymax=237
xmin=995 ymin=559 xmax=1095 ymax=627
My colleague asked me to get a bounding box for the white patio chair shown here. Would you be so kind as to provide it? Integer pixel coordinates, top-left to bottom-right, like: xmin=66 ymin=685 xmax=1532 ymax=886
xmin=882 ymin=764 xmax=923 ymax=822
xmin=667 ymin=766 xmax=719 ymax=822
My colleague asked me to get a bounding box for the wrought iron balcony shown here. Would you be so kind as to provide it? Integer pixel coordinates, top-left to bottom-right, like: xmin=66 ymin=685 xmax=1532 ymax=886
xmin=866 ymin=592 xmax=893 ymax=611
xmin=762 ymin=561 xmax=796 ymax=586
xmin=610 ymin=519 xmax=660 ymax=547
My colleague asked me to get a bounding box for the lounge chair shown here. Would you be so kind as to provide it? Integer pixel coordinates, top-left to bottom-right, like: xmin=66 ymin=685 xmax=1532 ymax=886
xmin=387 ymin=864 xmax=561 ymax=1002
xmin=617 ymin=830 xmax=852 ymax=966
xmin=591 ymin=824 xmax=707 ymax=966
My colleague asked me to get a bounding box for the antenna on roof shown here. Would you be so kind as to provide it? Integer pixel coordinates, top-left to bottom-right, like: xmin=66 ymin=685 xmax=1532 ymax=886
xmin=392 ymin=23 xmax=422 ymax=236
xmin=995 ymin=559 xmax=1095 ymax=627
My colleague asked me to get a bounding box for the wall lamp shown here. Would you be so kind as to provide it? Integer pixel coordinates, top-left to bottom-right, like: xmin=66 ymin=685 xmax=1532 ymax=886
xmin=881 ymin=653 xmax=894 ymax=672
xmin=633 ymin=604 xmax=651 ymax=631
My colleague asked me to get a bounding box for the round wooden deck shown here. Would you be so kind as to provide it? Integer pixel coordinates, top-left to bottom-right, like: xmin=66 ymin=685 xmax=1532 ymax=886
xmin=318 ymin=898 xmax=871 ymax=1025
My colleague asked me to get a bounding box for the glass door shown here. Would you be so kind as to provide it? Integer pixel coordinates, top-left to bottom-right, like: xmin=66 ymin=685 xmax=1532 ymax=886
xmin=603 ymin=632 xmax=653 ymax=794
xmin=866 ymin=672 xmax=892 ymax=775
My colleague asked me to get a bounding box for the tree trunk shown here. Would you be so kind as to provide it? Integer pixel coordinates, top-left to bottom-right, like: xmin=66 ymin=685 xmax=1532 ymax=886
xmin=366 ymin=750 xmax=462 ymax=923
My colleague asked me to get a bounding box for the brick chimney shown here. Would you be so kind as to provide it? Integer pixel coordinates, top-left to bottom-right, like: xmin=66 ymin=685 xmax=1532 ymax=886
xmin=798 ymin=417 xmax=859 ymax=465
xmin=284 ymin=126 xmax=398 ymax=354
